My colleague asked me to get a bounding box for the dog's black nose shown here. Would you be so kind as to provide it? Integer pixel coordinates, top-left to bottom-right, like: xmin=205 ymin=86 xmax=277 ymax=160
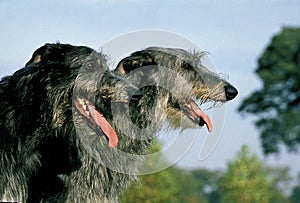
xmin=224 ymin=84 xmax=238 ymax=100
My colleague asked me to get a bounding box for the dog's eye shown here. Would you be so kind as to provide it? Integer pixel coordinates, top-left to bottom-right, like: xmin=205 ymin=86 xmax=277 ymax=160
xmin=85 ymin=61 xmax=97 ymax=70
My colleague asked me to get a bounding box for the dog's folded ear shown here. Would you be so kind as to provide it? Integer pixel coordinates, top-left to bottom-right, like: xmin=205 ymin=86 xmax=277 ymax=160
xmin=25 ymin=46 xmax=44 ymax=67
xmin=114 ymin=61 xmax=130 ymax=76
xmin=114 ymin=51 xmax=157 ymax=77
xmin=115 ymin=61 xmax=132 ymax=76
xmin=25 ymin=43 xmax=64 ymax=67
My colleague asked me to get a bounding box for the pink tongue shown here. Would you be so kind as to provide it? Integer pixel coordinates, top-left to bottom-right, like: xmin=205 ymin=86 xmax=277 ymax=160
xmin=189 ymin=101 xmax=213 ymax=132
xmin=86 ymin=101 xmax=118 ymax=148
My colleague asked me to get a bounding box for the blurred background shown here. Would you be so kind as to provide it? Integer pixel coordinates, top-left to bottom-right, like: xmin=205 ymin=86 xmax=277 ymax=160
xmin=1 ymin=0 xmax=299 ymax=202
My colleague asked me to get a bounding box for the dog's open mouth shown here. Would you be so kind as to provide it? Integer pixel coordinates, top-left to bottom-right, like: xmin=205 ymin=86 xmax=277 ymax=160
xmin=75 ymin=97 xmax=212 ymax=148
xmin=182 ymin=101 xmax=213 ymax=132
xmin=75 ymin=97 xmax=118 ymax=148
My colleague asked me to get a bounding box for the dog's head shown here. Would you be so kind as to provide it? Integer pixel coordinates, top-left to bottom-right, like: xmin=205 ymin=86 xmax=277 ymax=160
xmin=115 ymin=47 xmax=238 ymax=132
xmin=25 ymin=43 xmax=141 ymax=148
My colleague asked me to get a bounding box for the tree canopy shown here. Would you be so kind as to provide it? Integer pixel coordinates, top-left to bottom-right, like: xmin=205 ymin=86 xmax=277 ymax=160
xmin=290 ymin=172 xmax=300 ymax=203
xmin=238 ymin=27 xmax=300 ymax=154
xmin=120 ymin=144 xmax=295 ymax=202
xmin=219 ymin=145 xmax=271 ymax=203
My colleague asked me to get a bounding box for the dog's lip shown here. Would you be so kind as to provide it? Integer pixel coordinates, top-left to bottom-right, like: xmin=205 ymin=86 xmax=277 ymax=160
xmin=75 ymin=97 xmax=118 ymax=148
xmin=182 ymin=101 xmax=212 ymax=132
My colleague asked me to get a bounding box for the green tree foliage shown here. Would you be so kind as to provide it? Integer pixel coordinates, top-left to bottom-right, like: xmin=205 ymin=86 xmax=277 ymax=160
xmin=267 ymin=166 xmax=291 ymax=203
xmin=121 ymin=144 xmax=294 ymax=203
xmin=238 ymin=27 xmax=300 ymax=154
xmin=290 ymin=172 xmax=300 ymax=203
xmin=120 ymin=142 xmax=180 ymax=203
xmin=189 ymin=169 xmax=223 ymax=203
xmin=120 ymin=163 xmax=222 ymax=203
xmin=219 ymin=145 xmax=271 ymax=203
xmin=168 ymin=167 xmax=209 ymax=203
xmin=120 ymin=168 xmax=180 ymax=203
xmin=120 ymin=142 xmax=215 ymax=203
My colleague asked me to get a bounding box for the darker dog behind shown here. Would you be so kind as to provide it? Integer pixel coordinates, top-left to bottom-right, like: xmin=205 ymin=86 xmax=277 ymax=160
xmin=0 ymin=43 xmax=237 ymax=202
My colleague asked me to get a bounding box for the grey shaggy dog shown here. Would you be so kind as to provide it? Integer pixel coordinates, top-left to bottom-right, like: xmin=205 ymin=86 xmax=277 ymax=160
xmin=0 ymin=43 xmax=237 ymax=202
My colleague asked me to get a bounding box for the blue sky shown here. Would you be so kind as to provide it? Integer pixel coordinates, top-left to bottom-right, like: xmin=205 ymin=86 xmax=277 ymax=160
xmin=1 ymin=0 xmax=300 ymax=180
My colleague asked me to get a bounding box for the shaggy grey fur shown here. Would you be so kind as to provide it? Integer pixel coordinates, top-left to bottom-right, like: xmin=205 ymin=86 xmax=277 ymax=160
xmin=0 ymin=44 xmax=237 ymax=202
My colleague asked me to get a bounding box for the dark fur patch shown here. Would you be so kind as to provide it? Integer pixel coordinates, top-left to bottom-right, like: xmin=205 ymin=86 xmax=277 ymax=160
xmin=0 ymin=43 xmax=142 ymax=202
